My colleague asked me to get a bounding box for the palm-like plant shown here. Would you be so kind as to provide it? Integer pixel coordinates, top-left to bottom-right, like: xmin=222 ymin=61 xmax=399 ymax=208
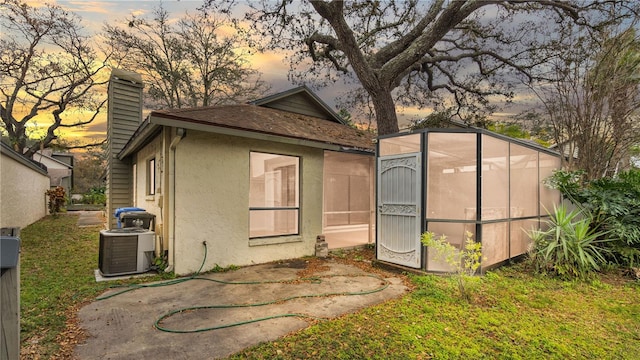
xmin=528 ymin=205 xmax=611 ymax=279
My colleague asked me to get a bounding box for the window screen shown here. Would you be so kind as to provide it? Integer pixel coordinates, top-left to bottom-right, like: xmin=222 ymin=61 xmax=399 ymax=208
xmin=249 ymin=152 xmax=300 ymax=238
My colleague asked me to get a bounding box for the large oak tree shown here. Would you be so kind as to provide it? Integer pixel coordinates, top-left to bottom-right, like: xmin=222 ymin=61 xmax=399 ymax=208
xmin=230 ymin=0 xmax=634 ymax=135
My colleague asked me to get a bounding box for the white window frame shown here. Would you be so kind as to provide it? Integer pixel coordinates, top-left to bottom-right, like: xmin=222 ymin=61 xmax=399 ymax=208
xmin=147 ymin=158 xmax=156 ymax=196
xmin=249 ymin=152 xmax=300 ymax=238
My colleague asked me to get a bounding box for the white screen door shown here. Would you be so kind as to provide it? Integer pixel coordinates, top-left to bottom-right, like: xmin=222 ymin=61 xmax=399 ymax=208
xmin=377 ymin=152 xmax=422 ymax=268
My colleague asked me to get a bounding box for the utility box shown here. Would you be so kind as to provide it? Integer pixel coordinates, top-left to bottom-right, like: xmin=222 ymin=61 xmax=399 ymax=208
xmin=114 ymin=207 xmax=145 ymax=228
xmin=120 ymin=212 xmax=156 ymax=230
xmin=0 ymin=236 xmax=20 ymax=269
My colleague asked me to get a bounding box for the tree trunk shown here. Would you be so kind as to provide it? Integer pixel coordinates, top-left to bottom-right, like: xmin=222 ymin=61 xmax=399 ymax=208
xmin=372 ymin=90 xmax=400 ymax=135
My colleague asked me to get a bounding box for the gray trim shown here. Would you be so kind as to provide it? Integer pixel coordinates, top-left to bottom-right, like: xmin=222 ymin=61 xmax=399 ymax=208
xmin=0 ymin=142 xmax=48 ymax=175
xmin=111 ymin=68 xmax=143 ymax=85
xmin=33 ymin=151 xmax=73 ymax=169
xmin=117 ymin=119 xmax=161 ymax=160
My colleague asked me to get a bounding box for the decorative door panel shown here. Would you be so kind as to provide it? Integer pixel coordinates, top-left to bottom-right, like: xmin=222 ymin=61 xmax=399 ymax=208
xmin=377 ymin=153 xmax=422 ymax=268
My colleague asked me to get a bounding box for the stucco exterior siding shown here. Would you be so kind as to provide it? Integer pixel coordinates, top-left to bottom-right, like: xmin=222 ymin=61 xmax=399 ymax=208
xmin=109 ymin=83 xmax=375 ymax=276
xmin=0 ymin=153 xmax=49 ymax=229
xmin=129 ymin=135 xmax=164 ymax=257
xmin=133 ymin=135 xmax=163 ymax=216
xmin=172 ymin=131 xmax=324 ymax=275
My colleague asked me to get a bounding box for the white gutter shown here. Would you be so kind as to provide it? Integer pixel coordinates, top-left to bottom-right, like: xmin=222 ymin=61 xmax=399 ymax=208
xmin=164 ymin=127 xmax=186 ymax=273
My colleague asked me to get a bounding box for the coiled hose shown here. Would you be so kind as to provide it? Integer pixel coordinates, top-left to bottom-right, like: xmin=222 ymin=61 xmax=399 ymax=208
xmin=97 ymin=244 xmax=389 ymax=333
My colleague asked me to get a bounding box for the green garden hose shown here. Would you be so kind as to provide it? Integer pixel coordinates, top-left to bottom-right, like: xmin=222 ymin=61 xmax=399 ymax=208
xmin=97 ymin=243 xmax=390 ymax=333
xmin=154 ymin=272 xmax=389 ymax=333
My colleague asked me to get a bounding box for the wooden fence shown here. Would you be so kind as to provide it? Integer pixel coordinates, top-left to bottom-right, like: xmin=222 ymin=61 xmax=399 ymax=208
xmin=1 ymin=227 xmax=20 ymax=360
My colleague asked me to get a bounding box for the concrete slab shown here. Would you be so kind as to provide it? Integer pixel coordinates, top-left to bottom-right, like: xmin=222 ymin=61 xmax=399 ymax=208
xmin=74 ymin=210 xmax=106 ymax=228
xmin=93 ymin=269 xmax=156 ymax=283
xmin=74 ymin=259 xmax=407 ymax=360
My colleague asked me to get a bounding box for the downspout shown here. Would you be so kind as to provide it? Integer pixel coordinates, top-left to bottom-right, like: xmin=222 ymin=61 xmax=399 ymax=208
xmin=164 ymin=127 xmax=186 ymax=273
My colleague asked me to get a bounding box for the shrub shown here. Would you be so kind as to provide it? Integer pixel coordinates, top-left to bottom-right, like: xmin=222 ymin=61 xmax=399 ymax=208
xmin=82 ymin=186 xmax=106 ymax=205
xmin=421 ymin=231 xmax=482 ymax=301
xmin=545 ymin=169 xmax=640 ymax=267
xmin=45 ymin=186 xmax=66 ymax=214
xmin=528 ymin=205 xmax=611 ymax=280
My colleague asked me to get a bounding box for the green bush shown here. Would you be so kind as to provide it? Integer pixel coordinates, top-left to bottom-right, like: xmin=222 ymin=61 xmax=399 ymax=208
xmin=545 ymin=169 xmax=640 ymax=267
xmin=82 ymin=186 xmax=106 ymax=205
xmin=528 ymin=205 xmax=611 ymax=280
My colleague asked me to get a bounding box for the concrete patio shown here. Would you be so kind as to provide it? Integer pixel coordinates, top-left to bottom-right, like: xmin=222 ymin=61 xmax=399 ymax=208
xmin=74 ymin=257 xmax=408 ymax=359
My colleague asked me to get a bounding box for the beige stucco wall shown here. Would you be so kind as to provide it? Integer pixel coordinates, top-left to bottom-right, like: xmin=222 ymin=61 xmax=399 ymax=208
xmin=131 ymin=135 xmax=164 ymax=254
xmin=132 ymin=135 xmax=163 ymax=219
xmin=0 ymin=154 xmax=49 ymax=229
xmin=171 ymin=131 xmax=324 ymax=275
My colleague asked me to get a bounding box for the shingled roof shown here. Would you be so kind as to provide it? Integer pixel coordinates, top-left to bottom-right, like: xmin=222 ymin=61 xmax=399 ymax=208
xmin=149 ymin=103 xmax=375 ymax=151
xmin=118 ymin=86 xmax=376 ymax=159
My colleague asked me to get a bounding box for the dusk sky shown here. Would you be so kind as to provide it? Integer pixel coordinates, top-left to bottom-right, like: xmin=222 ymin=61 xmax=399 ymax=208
xmin=39 ymin=0 xmax=303 ymax=144
xmin=22 ymin=0 xmax=532 ymax=144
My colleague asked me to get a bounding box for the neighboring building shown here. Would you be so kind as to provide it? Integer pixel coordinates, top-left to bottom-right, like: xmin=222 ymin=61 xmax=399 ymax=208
xmin=33 ymin=149 xmax=74 ymax=197
xmin=0 ymin=142 xmax=49 ymax=229
xmin=105 ymin=70 xmax=376 ymax=275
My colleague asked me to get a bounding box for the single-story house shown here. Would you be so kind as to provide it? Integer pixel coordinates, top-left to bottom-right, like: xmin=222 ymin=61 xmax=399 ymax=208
xmin=0 ymin=141 xmax=49 ymax=229
xmin=105 ymin=69 xmax=376 ymax=275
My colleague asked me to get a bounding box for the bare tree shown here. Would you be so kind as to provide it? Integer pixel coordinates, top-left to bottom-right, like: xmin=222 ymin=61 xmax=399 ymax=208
xmin=223 ymin=0 xmax=634 ymax=135
xmin=530 ymin=25 xmax=640 ymax=179
xmin=0 ymin=0 xmax=109 ymax=157
xmin=103 ymin=3 xmax=269 ymax=110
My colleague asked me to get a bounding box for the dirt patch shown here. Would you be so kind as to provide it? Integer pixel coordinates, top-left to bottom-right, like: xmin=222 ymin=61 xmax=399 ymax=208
xmin=326 ymin=247 xmax=415 ymax=290
xmin=273 ymin=259 xmax=310 ymax=269
xmin=53 ymin=304 xmax=87 ymax=360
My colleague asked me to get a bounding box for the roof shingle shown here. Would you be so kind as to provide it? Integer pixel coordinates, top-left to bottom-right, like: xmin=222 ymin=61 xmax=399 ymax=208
xmin=151 ymin=104 xmax=375 ymax=151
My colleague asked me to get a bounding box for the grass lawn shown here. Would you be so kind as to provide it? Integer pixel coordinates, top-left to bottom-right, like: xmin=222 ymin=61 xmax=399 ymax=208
xmin=18 ymin=213 xmax=165 ymax=359
xmin=233 ymin=268 xmax=640 ymax=359
xmin=18 ymin=214 xmax=640 ymax=359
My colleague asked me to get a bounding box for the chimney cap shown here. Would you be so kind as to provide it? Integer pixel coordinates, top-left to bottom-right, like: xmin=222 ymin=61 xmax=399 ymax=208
xmin=111 ymin=69 xmax=143 ymax=84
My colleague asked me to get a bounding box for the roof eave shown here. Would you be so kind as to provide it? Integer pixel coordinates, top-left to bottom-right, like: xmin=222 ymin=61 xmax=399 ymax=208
xmin=0 ymin=142 xmax=48 ymax=175
xmin=33 ymin=151 xmax=73 ymax=169
xmin=117 ymin=120 xmax=161 ymax=159
xmin=149 ymin=113 xmax=368 ymax=152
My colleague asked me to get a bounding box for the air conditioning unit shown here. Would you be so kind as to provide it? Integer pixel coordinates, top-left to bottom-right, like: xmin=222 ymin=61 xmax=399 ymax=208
xmin=99 ymin=229 xmax=155 ymax=277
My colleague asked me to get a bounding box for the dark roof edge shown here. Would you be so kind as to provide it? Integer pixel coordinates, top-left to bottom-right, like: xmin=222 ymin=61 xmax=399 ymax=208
xmin=0 ymin=142 xmax=48 ymax=175
xmin=147 ymin=112 xmax=373 ymax=153
xmin=33 ymin=151 xmax=73 ymax=169
xmin=379 ymin=127 xmax=560 ymax=157
xmin=117 ymin=118 xmax=161 ymax=159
